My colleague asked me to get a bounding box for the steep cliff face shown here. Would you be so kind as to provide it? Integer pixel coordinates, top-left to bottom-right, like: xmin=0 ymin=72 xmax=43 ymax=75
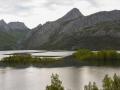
xmin=22 ymin=9 xmax=120 ymax=50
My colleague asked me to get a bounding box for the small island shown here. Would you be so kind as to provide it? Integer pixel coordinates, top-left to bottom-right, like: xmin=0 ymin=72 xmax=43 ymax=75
xmin=73 ymin=49 xmax=120 ymax=66
xmin=0 ymin=54 xmax=59 ymax=68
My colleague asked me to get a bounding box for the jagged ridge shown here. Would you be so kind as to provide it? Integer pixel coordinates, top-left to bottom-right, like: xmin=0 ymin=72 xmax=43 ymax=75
xmin=20 ymin=8 xmax=120 ymax=50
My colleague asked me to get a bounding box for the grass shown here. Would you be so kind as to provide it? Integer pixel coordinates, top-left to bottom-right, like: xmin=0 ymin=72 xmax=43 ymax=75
xmin=0 ymin=54 xmax=59 ymax=67
xmin=73 ymin=49 xmax=120 ymax=66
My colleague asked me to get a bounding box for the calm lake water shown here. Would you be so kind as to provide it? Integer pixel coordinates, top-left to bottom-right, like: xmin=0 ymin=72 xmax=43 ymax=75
xmin=0 ymin=67 xmax=120 ymax=90
xmin=0 ymin=50 xmax=120 ymax=90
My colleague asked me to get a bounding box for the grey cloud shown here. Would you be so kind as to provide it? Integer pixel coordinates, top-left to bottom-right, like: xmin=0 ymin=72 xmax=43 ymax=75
xmin=42 ymin=0 xmax=99 ymax=10
xmin=44 ymin=0 xmax=74 ymax=6
xmin=0 ymin=0 xmax=34 ymax=15
xmin=85 ymin=0 xmax=100 ymax=7
xmin=41 ymin=0 xmax=74 ymax=10
xmin=0 ymin=0 xmax=99 ymax=15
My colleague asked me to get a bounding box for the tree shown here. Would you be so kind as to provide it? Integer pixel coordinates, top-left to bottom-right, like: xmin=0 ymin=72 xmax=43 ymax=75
xmin=112 ymin=74 xmax=120 ymax=90
xmin=46 ymin=74 xmax=64 ymax=90
xmin=103 ymin=74 xmax=113 ymax=90
xmin=84 ymin=74 xmax=120 ymax=90
xmin=84 ymin=82 xmax=99 ymax=90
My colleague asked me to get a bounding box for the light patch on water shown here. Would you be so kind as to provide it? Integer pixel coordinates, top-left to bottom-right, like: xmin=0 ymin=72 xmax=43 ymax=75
xmin=0 ymin=50 xmax=75 ymax=60
xmin=32 ymin=51 xmax=75 ymax=57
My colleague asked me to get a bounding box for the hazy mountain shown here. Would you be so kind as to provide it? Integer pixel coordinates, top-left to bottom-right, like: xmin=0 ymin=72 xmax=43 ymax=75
xmin=0 ymin=20 xmax=10 ymax=32
xmin=8 ymin=22 xmax=28 ymax=31
xmin=20 ymin=8 xmax=120 ymax=50
xmin=0 ymin=20 xmax=30 ymax=50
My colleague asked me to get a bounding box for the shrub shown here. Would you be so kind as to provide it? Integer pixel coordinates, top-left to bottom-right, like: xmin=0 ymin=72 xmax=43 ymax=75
xmin=84 ymin=74 xmax=120 ymax=90
xmin=0 ymin=54 xmax=58 ymax=66
xmin=74 ymin=49 xmax=120 ymax=66
xmin=46 ymin=74 xmax=64 ymax=90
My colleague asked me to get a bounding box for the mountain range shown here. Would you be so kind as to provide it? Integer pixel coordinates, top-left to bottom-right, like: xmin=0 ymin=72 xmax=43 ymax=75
xmin=20 ymin=8 xmax=120 ymax=50
xmin=1 ymin=8 xmax=120 ymax=50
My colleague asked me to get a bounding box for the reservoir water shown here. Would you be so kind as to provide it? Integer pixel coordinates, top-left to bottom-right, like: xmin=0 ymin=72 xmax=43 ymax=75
xmin=0 ymin=50 xmax=120 ymax=90
xmin=0 ymin=67 xmax=120 ymax=90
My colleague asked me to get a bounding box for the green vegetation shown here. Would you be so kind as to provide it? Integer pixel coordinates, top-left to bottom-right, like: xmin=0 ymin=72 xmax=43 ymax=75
xmin=85 ymin=74 xmax=120 ymax=90
xmin=0 ymin=31 xmax=16 ymax=50
xmin=1 ymin=49 xmax=120 ymax=67
xmin=47 ymin=73 xmax=120 ymax=90
xmin=46 ymin=74 xmax=64 ymax=90
xmin=73 ymin=49 xmax=120 ymax=66
xmin=74 ymin=49 xmax=95 ymax=61
xmin=84 ymin=82 xmax=99 ymax=90
xmin=0 ymin=54 xmax=58 ymax=67
xmin=0 ymin=30 xmax=29 ymax=50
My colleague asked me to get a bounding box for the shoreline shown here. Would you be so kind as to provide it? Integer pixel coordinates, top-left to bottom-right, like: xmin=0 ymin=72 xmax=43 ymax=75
xmin=0 ymin=56 xmax=120 ymax=69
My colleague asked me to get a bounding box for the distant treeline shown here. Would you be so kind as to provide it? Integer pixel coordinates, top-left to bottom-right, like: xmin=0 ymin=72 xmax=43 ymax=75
xmin=73 ymin=49 xmax=120 ymax=66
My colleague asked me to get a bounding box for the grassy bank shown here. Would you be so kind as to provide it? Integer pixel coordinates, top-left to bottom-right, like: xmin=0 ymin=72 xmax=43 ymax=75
xmin=73 ymin=49 xmax=120 ymax=66
xmin=0 ymin=54 xmax=59 ymax=67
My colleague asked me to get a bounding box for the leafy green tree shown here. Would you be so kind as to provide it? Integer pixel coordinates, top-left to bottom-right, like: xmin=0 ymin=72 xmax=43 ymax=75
xmin=103 ymin=74 xmax=113 ymax=90
xmin=112 ymin=74 xmax=120 ymax=90
xmin=46 ymin=74 xmax=64 ymax=90
xmin=102 ymin=74 xmax=120 ymax=90
xmin=85 ymin=74 xmax=120 ymax=90
xmin=84 ymin=82 xmax=99 ymax=90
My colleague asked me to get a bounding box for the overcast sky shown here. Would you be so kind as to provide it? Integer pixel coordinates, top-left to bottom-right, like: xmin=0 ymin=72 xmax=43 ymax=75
xmin=0 ymin=0 xmax=120 ymax=28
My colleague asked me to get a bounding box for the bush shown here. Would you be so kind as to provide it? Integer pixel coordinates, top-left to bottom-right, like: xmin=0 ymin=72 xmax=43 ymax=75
xmin=84 ymin=74 xmax=120 ymax=90
xmin=84 ymin=82 xmax=99 ymax=90
xmin=46 ymin=74 xmax=64 ymax=90
xmin=74 ymin=49 xmax=95 ymax=61
xmin=46 ymin=73 xmax=120 ymax=90
xmin=0 ymin=54 xmax=58 ymax=66
xmin=73 ymin=49 xmax=120 ymax=66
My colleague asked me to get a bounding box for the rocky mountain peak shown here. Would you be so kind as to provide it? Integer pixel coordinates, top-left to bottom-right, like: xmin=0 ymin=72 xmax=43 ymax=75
xmin=0 ymin=19 xmax=10 ymax=32
xmin=0 ymin=19 xmax=7 ymax=26
xmin=68 ymin=8 xmax=83 ymax=16
xmin=57 ymin=8 xmax=84 ymax=22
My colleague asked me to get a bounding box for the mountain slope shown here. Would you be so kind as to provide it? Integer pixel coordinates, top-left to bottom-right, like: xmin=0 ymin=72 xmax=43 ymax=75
xmin=0 ymin=31 xmax=16 ymax=50
xmin=21 ymin=9 xmax=120 ymax=50
xmin=42 ymin=20 xmax=120 ymax=50
xmin=21 ymin=8 xmax=83 ymax=49
xmin=0 ymin=20 xmax=30 ymax=50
